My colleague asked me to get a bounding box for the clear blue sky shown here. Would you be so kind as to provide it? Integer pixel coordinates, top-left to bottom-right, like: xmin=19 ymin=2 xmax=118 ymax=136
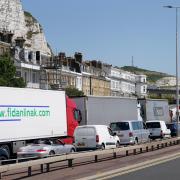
xmin=21 ymin=0 xmax=180 ymax=75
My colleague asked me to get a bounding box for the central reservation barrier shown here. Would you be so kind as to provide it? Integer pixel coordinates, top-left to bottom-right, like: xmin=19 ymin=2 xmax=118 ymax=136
xmin=0 ymin=137 xmax=179 ymax=179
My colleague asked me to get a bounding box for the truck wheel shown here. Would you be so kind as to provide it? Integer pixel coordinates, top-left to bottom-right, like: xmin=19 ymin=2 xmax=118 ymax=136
xmin=70 ymin=148 xmax=75 ymax=153
xmin=0 ymin=155 xmax=7 ymax=160
xmin=116 ymin=141 xmax=120 ymax=148
xmin=0 ymin=145 xmax=10 ymax=158
xmin=134 ymin=138 xmax=138 ymax=145
xmin=101 ymin=143 xmax=105 ymax=150
xmin=160 ymin=134 xmax=165 ymax=140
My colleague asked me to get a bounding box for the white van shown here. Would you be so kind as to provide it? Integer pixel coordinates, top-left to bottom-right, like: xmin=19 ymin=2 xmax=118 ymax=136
xmin=110 ymin=120 xmax=150 ymax=145
xmin=73 ymin=125 xmax=120 ymax=150
xmin=146 ymin=120 xmax=171 ymax=139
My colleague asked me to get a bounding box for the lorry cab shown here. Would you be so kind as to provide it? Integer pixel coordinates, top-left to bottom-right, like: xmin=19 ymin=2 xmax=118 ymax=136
xmin=110 ymin=120 xmax=150 ymax=145
xmin=60 ymin=97 xmax=81 ymax=144
xmin=146 ymin=120 xmax=171 ymax=139
xmin=73 ymin=125 xmax=120 ymax=150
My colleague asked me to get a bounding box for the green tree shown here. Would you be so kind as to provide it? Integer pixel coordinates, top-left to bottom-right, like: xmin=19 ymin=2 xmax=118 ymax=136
xmin=65 ymin=87 xmax=84 ymax=97
xmin=0 ymin=55 xmax=26 ymax=87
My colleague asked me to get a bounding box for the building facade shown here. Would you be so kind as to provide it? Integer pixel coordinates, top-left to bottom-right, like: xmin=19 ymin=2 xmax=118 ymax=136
xmin=110 ymin=67 xmax=136 ymax=97
xmin=82 ymin=60 xmax=111 ymax=96
xmin=110 ymin=67 xmax=122 ymax=96
xmin=40 ymin=52 xmax=82 ymax=90
xmin=135 ymin=74 xmax=147 ymax=97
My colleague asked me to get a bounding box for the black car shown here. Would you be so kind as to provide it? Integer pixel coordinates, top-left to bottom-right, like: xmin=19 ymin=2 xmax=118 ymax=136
xmin=166 ymin=122 xmax=180 ymax=137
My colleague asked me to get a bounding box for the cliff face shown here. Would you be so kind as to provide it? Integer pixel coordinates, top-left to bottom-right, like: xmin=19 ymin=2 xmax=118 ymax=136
xmin=24 ymin=11 xmax=52 ymax=55
xmin=0 ymin=0 xmax=51 ymax=56
xmin=0 ymin=0 xmax=27 ymax=38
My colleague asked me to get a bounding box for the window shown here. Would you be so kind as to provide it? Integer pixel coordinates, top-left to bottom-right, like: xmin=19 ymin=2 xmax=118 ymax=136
xmin=138 ymin=121 xmax=143 ymax=129
xmin=132 ymin=122 xmax=139 ymax=130
xmin=32 ymin=73 xmax=36 ymax=83
xmin=0 ymin=47 xmax=4 ymax=55
xmin=110 ymin=122 xmax=130 ymax=131
xmin=108 ymin=128 xmax=114 ymax=136
xmin=74 ymin=109 xmax=81 ymax=122
xmin=24 ymin=72 xmax=28 ymax=83
xmin=146 ymin=122 xmax=160 ymax=128
xmin=143 ymin=86 xmax=146 ymax=93
xmin=76 ymin=127 xmax=95 ymax=136
xmin=115 ymin=82 xmax=118 ymax=89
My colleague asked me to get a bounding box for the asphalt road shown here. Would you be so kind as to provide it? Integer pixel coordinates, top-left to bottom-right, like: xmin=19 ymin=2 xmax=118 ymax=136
xmin=110 ymin=157 xmax=180 ymax=180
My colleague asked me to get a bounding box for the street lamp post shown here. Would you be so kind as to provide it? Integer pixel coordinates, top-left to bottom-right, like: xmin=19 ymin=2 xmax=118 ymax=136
xmin=164 ymin=5 xmax=180 ymax=136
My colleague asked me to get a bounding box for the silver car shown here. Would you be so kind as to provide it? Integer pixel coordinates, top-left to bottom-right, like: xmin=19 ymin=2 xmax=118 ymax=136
xmin=110 ymin=120 xmax=150 ymax=145
xmin=17 ymin=139 xmax=76 ymax=158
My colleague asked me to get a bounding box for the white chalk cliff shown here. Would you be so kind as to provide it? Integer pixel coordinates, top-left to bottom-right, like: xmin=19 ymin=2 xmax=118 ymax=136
xmin=0 ymin=0 xmax=52 ymax=56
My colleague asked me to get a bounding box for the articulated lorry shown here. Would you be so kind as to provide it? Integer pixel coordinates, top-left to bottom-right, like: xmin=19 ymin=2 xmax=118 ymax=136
xmin=0 ymin=87 xmax=81 ymax=158
xmin=72 ymin=96 xmax=170 ymax=126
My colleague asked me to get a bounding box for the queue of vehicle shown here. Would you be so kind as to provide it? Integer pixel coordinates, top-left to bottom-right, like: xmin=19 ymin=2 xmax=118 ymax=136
xmin=0 ymin=88 xmax=175 ymax=161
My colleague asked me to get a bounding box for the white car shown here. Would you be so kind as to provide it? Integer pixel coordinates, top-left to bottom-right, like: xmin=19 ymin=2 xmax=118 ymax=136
xmin=73 ymin=125 xmax=120 ymax=150
xmin=146 ymin=120 xmax=171 ymax=139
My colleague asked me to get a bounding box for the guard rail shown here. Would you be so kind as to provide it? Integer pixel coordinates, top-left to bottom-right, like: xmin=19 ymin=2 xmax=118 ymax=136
xmin=0 ymin=137 xmax=179 ymax=179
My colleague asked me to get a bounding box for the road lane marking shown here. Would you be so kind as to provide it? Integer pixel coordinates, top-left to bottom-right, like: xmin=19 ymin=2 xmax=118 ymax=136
xmin=77 ymin=151 xmax=180 ymax=180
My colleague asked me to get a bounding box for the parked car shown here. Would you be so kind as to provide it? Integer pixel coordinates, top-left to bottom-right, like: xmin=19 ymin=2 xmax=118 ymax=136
xmin=0 ymin=148 xmax=9 ymax=160
xmin=166 ymin=122 xmax=180 ymax=137
xmin=146 ymin=120 xmax=171 ymax=139
xmin=73 ymin=125 xmax=120 ymax=150
xmin=110 ymin=120 xmax=150 ymax=145
xmin=17 ymin=139 xmax=76 ymax=158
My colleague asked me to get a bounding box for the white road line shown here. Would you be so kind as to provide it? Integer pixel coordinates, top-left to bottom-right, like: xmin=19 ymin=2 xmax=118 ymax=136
xmin=77 ymin=152 xmax=180 ymax=180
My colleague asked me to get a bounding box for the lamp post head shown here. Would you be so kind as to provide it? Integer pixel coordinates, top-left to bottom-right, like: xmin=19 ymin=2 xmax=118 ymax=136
xmin=163 ymin=5 xmax=173 ymax=8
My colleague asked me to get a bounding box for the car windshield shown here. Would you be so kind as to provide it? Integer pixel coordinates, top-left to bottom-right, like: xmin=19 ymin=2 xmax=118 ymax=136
xmin=146 ymin=122 xmax=160 ymax=128
xmin=110 ymin=122 xmax=130 ymax=131
xmin=33 ymin=139 xmax=52 ymax=145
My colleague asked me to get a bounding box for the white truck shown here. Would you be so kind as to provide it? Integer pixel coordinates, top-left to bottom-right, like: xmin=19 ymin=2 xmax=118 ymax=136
xmin=72 ymin=96 xmax=170 ymax=126
xmin=0 ymin=87 xmax=80 ymax=159
xmin=72 ymin=96 xmax=139 ymax=126
xmin=138 ymin=98 xmax=170 ymax=123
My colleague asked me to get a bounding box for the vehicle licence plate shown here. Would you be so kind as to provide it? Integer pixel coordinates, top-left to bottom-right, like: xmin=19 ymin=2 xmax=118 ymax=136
xmin=118 ymin=134 xmax=124 ymax=137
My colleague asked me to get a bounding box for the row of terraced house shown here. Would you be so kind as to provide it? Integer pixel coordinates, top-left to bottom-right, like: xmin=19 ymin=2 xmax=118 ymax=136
xmin=0 ymin=29 xmax=147 ymax=98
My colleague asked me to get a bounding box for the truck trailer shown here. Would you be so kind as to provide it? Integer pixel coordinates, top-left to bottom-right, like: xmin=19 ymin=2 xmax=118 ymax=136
xmin=138 ymin=98 xmax=170 ymax=123
xmin=0 ymin=87 xmax=81 ymax=158
xmin=72 ymin=96 xmax=138 ymax=126
xmin=72 ymin=96 xmax=170 ymax=126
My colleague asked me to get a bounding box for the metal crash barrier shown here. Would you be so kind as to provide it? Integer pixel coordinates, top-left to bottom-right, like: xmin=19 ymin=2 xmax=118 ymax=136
xmin=0 ymin=137 xmax=179 ymax=179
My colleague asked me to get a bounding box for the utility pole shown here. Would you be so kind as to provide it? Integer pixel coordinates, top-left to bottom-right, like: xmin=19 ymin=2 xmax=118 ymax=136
xmin=164 ymin=5 xmax=180 ymax=136
xmin=131 ymin=56 xmax=134 ymax=67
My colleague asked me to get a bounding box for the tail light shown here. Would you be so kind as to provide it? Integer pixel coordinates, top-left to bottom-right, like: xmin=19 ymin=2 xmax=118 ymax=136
xmin=36 ymin=149 xmax=47 ymax=152
xmin=129 ymin=132 xmax=133 ymax=137
xmin=96 ymin=135 xmax=99 ymax=143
